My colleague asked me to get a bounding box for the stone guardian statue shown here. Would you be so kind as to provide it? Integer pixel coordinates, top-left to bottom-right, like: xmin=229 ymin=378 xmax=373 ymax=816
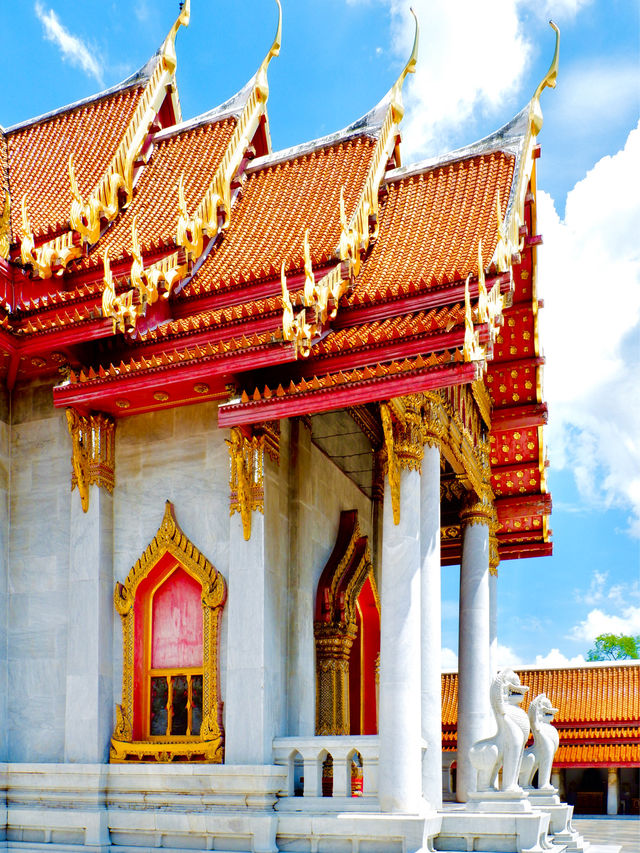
xmin=470 ymin=668 xmax=530 ymax=794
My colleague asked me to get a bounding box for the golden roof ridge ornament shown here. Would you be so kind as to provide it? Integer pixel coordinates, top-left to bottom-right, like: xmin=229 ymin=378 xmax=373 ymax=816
xmin=105 ymin=0 xmax=282 ymax=334
xmin=280 ymin=10 xmax=419 ymax=354
xmin=490 ymin=22 xmax=559 ymax=275
xmin=22 ymin=2 xmax=191 ymax=279
xmin=530 ymin=21 xmax=559 ymax=137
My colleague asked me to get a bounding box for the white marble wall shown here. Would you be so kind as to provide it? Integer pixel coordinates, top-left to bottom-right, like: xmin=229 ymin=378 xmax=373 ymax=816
xmin=0 ymin=390 xmax=9 ymax=763
xmin=7 ymin=392 xmax=376 ymax=763
xmin=113 ymin=402 xmax=232 ymax=717
xmin=286 ymin=422 xmax=374 ymax=737
xmin=8 ymin=381 xmax=71 ymax=761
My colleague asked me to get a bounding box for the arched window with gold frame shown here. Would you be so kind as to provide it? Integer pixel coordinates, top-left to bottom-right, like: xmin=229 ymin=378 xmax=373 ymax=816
xmin=314 ymin=510 xmax=380 ymax=737
xmin=111 ymin=501 xmax=226 ymax=762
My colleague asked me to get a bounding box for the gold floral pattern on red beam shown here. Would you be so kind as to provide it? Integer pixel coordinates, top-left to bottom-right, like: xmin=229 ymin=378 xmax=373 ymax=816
xmin=491 ymin=463 xmax=541 ymax=497
xmin=349 ymin=151 xmax=516 ymax=300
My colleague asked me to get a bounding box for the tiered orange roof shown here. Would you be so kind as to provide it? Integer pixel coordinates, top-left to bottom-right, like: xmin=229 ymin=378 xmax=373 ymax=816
xmin=0 ymin=7 xmax=558 ymax=562
xmin=442 ymin=664 xmax=640 ymax=767
xmin=6 ymin=79 xmax=148 ymax=238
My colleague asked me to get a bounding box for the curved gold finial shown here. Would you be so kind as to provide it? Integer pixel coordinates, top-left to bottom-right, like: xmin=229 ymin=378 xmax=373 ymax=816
xmin=256 ymin=0 xmax=283 ymax=100
xmin=161 ymin=0 xmax=191 ymax=73
xmin=389 ymin=7 xmax=419 ymax=121
xmin=401 ymin=8 xmax=419 ymax=83
xmin=530 ymin=21 xmax=560 ymax=136
xmin=268 ymin=0 xmax=283 ymax=62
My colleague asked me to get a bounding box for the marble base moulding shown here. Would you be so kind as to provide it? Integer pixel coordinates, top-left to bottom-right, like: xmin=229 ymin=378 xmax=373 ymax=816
xmin=527 ymin=789 xmax=589 ymax=852
xmin=436 ymin=792 xmax=556 ymax=853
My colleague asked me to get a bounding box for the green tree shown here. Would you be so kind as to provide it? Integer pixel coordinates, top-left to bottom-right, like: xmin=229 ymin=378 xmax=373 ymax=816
xmin=587 ymin=633 xmax=640 ymax=661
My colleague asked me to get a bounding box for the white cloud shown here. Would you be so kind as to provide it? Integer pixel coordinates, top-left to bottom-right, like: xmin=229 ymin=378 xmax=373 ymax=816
xmin=537 ymin=121 xmax=640 ymax=535
xmin=441 ymin=646 xmax=458 ymax=670
xmin=34 ymin=2 xmax=104 ymax=87
xmin=569 ymin=606 xmax=640 ymax=643
xmin=495 ymin=643 xmax=524 ymax=668
xmin=387 ymin=0 xmax=530 ymax=159
xmin=531 ymin=648 xmax=586 ymax=667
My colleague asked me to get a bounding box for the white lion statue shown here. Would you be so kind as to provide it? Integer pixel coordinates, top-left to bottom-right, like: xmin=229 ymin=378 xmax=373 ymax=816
xmin=470 ymin=668 xmax=530 ymax=794
xmin=519 ymin=693 xmax=559 ymax=791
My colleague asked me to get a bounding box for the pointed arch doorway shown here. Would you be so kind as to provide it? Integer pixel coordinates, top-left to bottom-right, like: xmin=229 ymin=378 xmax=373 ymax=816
xmin=314 ymin=510 xmax=380 ymax=736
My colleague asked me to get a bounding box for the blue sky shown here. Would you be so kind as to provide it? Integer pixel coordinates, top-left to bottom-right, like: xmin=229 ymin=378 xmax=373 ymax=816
xmin=2 ymin=1 xmax=639 ymax=667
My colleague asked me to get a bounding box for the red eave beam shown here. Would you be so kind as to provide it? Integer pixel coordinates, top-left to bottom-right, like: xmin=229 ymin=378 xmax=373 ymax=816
xmin=335 ymin=273 xmax=512 ymax=330
xmin=495 ymin=493 xmax=552 ymax=522
xmin=218 ymin=361 xmax=479 ymax=428
xmin=498 ymin=542 xmax=553 ymax=560
xmin=52 ymin=342 xmax=296 ymax=409
xmin=491 ymin=403 xmax=548 ymax=431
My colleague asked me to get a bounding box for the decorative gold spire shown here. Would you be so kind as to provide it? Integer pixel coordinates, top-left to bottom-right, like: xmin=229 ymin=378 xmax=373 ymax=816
xmin=22 ymin=2 xmax=191 ymax=279
xmin=281 ymin=10 xmax=419 ymax=354
xmin=530 ymin=21 xmax=560 ymax=137
xmin=106 ymin=0 xmax=282 ymax=334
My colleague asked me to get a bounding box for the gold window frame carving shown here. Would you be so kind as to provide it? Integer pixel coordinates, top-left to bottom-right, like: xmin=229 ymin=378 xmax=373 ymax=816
xmin=111 ymin=500 xmax=226 ymax=762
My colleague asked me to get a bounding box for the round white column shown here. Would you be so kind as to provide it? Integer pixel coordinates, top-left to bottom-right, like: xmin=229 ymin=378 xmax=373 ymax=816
xmin=456 ymin=500 xmax=492 ymax=803
xmin=379 ymin=466 xmax=422 ymax=813
xmin=420 ymin=443 xmax=442 ymax=809
xmin=607 ymin=768 xmax=619 ymax=815
xmin=489 ymin=567 xmax=498 ymax=679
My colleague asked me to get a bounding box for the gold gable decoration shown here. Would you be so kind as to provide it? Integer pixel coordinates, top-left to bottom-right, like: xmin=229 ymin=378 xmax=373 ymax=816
xmin=20 ymin=1 xmax=191 ymax=279
xmin=111 ymin=500 xmax=227 ymax=763
xmin=104 ymin=0 xmax=283 ymax=334
xmin=282 ymin=11 xmax=419 ymax=356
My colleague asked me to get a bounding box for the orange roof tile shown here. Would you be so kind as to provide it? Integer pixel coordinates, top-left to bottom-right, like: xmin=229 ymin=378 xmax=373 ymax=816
xmin=313 ymin=305 xmax=466 ymax=357
xmin=7 ymin=85 xmax=146 ymax=238
xmin=442 ymin=664 xmax=640 ymax=728
xmin=351 ymin=151 xmax=516 ymax=299
xmin=91 ymin=117 xmax=238 ymax=263
xmin=182 ymin=134 xmax=377 ymax=296
xmin=555 ymin=743 xmax=639 ymax=766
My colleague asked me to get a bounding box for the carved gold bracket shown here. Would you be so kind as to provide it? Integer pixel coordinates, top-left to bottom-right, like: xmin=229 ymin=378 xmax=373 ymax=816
xmin=282 ymin=12 xmax=419 ymax=355
xmin=66 ymin=408 xmax=115 ymax=512
xmin=227 ymin=427 xmax=265 ymax=541
xmin=111 ymin=500 xmax=226 ymax=763
xmin=380 ymin=396 xmax=426 ymax=525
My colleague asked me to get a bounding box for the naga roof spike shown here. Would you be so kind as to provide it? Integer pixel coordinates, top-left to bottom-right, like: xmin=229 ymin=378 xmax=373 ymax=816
xmin=530 ymin=21 xmax=560 ymax=136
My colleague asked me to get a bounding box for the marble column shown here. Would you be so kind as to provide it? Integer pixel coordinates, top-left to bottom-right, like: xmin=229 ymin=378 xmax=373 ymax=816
xmin=456 ymin=499 xmax=492 ymax=802
xmin=286 ymin=419 xmax=315 ymax=736
xmin=420 ymin=443 xmax=442 ymax=809
xmin=65 ymin=485 xmax=114 ymax=762
xmin=379 ymin=467 xmax=422 ymax=813
xmin=489 ymin=568 xmax=498 ymax=679
xmin=225 ymin=440 xmax=288 ymax=764
xmin=607 ymin=767 xmax=619 ymax=815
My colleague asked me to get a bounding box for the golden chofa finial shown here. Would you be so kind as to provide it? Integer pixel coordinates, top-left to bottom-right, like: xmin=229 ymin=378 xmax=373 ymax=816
xmin=256 ymin=0 xmax=283 ymax=101
xmin=530 ymin=20 xmax=560 ymax=136
xmin=390 ymin=7 xmax=419 ymax=122
xmin=161 ymin=0 xmax=191 ymax=74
